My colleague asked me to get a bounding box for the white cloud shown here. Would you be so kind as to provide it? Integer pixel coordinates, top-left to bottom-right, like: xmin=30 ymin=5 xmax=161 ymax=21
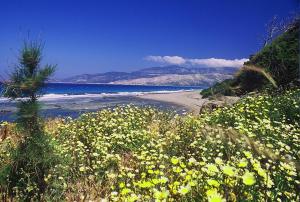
xmin=188 ymin=58 xmax=249 ymax=68
xmin=145 ymin=55 xmax=186 ymax=65
xmin=145 ymin=55 xmax=248 ymax=68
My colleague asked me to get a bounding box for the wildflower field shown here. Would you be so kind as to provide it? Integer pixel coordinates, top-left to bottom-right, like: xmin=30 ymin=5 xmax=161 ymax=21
xmin=1 ymin=89 xmax=300 ymax=201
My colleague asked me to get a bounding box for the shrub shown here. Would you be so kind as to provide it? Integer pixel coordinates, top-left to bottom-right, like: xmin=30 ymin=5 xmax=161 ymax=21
xmin=201 ymin=79 xmax=236 ymax=98
xmin=0 ymin=41 xmax=58 ymax=200
xmin=201 ymin=19 xmax=299 ymax=97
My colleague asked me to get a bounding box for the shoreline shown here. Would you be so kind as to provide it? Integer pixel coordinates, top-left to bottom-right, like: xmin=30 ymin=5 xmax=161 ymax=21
xmin=1 ymin=91 xmax=194 ymax=121
xmin=138 ymin=90 xmax=240 ymax=114
xmin=0 ymin=90 xmax=194 ymax=103
xmin=0 ymin=90 xmax=239 ymax=121
xmin=138 ymin=90 xmax=207 ymax=114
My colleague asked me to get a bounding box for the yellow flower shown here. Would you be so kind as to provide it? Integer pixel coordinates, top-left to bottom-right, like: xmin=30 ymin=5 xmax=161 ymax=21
xmin=257 ymin=168 xmax=267 ymax=179
xmin=153 ymin=189 xmax=169 ymax=200
xmin=207 ymin=164 xmax=219 ymax=173
xmin=173 ymin=166 xmax=183 ymax=173
xmin=180 ymin=162 xmax=186 ymax=168
xmin=222 ymin=165 xmax=235 ymax=177
xmin=178 ymin=185 xmax=190 ymax=195
xmin=79 ymin=166 xmax=85 ymax=172
xmin=120 ymin=188 xmax=131 ymax=195
xmin=207 ymin=189 xmax=225 ymax=202
xmin=188 ymin=157 xmax=197 ymax=165
xmin=207 ymin=179 xmax=220 ymax=187
xmin=206 ymin=189 xmax=218 ymax=197
xmin=127 ymin=194 xmax=139 ymax=202
xmin=189 ymin=180 xmax=197 ymax=187
xmin=119 ymin=182 xmax=125 ymax=188
xmin=208 ymin=193 xmax=225 ymax=202
xmin=139 ymin=181 xmax=153 ymax=188
xmin=127 ymin=172 xmax=135 ymax=178
xmin=171 ymin=157 xmax=179 ymax=165
xmin=280 ymin=162 xmax=293 ymax=171
xmin=159 ymin=176 xmax=168 ymax=184
xmin=265 ymin=177 xmax=274 ymax=188
xmin=242 ymin=172 xmax=256 ymax=186
xmin=243 ymin=151 xmax=253 ymax=159
xmin=185 ymin=175 xmax=192 ymax=181
xmin=152 ymin=178 xmax=160 ymax=185
xmin=215 ymin=157 xmax=223 ymax=165
xmin=238 ymin=159 xmax=248 ymax=168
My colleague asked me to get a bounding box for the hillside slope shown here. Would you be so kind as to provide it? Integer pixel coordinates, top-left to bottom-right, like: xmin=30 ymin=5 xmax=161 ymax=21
xmin=201 ymin=20 xmax=299 ymax=97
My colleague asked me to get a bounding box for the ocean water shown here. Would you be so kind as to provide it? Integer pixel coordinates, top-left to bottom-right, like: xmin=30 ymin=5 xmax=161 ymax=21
xmin=41 ymin=83 xmax=204 ymax=95
xmin=0 ymin=83 xmax=205 ymax=121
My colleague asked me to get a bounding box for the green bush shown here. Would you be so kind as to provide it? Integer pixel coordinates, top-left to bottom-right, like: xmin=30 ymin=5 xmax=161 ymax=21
xmin=0 ymin=41 xmax=58 ymax=200
xmin=201 ymin=79 xmax=236 ymax=98
xmin=245 ymin=22 xmax=299 ymax=86
xmin=201 ymin=20 xmax=299 ymax=97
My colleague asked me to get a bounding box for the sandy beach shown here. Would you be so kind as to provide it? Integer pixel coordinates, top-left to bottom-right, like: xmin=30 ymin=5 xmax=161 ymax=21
xmin=138 ymin=90 xmax=206 ymax=114
xmin=139 ymin=90 xmax=241 ymax=114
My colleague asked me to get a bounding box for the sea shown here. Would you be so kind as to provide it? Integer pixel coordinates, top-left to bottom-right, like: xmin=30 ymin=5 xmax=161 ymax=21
xmin=0 ymin=83 xmax=205 ymax=121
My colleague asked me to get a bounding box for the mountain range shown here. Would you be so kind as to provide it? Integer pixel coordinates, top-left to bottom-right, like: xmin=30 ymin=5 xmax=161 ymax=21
xmin=59 ymin=66 xmax=238 ymax=86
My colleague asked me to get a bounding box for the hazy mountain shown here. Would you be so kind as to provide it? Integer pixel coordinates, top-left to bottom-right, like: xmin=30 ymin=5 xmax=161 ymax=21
xmin=110 ymin=73 xmax=233 ymax=86
xmin=60 ymin=66 xmax=238 ymax=86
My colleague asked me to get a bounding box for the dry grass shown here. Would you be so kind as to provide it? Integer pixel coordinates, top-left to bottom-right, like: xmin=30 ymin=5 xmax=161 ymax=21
xmin=238 ymin=65 xmax=278 ymax=88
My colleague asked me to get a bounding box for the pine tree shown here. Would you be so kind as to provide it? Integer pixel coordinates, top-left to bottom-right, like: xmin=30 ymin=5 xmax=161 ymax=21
xmin=2 ymin=41 xmax=57 ymax=200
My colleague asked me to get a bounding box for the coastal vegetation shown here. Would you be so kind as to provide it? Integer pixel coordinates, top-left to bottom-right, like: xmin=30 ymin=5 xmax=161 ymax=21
xmin=201 ymin=18 xmax=299 ymax=98
xmin=0 ymin=41 xmax=57 ymax=200
xmin=1 ymin=88 xmax=299 ymax=201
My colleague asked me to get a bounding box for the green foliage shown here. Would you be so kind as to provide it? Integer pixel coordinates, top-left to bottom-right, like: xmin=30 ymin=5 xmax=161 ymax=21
xmin=233 ymin=65 xmax=279 ymax=94
xmin=201 ymin=20 xmax=299 ymax=97
xmin=201 ymin=79 xmax=236 ymax=98
xmin=3 ymin=41 xmax=56 ymax=100
xmin=245 ymin=22 xmax=299 ymax=86
xmin=0 ymin=41 xmax=57 ymax=200
xmin=6 ymin=134 xmax=59 ymax=200
xmin=15 ymin=101 xmax=41 ymax=134
xmin=235 ymin=69 xmax=269 ymax=93
xmin=205 ymin=89 xmax=300 ymax=147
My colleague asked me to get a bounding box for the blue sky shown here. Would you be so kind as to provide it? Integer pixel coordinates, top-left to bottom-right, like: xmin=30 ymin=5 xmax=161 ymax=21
xmin=0 ymin=0 xmax=298 ymax=78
